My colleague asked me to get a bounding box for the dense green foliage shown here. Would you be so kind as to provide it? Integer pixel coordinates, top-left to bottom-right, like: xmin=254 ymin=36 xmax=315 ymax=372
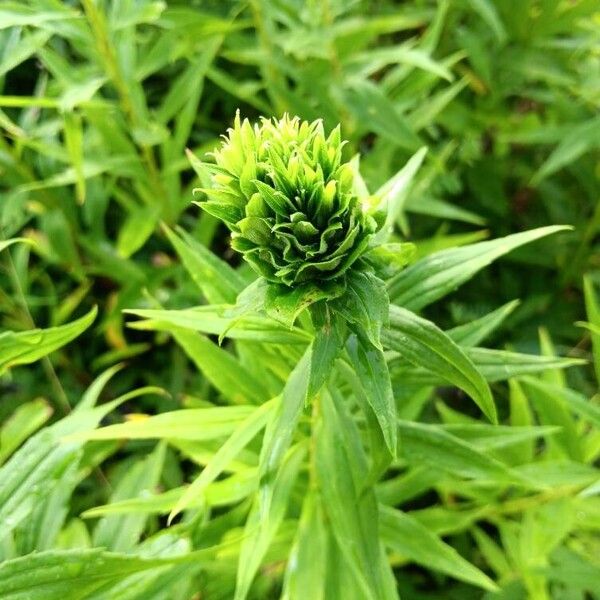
xmin=0 ymin=1 xmax=599 ymax=599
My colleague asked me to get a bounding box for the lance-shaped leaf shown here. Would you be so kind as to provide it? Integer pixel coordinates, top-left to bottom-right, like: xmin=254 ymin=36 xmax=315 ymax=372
xmin=383 ymin=305 xmax=497 ymax=423
xmin=0 ymin=306 xmax=96 ymax=375
xmin=347 ymin=332 xmax=397 ymax=456
xmin=387 ymin=226 xmax=572 ymax=309
xmin=169 ymin=400 xmax=276 ymax=522
xmin=379 ymin=506 xmax=497 ymax=591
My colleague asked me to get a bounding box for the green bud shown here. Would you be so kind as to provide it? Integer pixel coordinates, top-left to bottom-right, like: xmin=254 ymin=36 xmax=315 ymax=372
xmin=198 ymin=112 xmax=381 ymax=287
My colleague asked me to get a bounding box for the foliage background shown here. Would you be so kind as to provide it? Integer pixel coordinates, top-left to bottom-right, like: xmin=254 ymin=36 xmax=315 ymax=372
xmin=0 ymin=0 xmax=599 ymax=598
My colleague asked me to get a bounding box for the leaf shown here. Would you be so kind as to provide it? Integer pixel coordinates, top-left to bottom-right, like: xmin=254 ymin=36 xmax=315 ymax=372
xmin=63 ymin=111 xmax=85 ymax=203
xmin=466 ymin=348 xmax=584 ymax=382
xmin=331 ymin=271 xmax=388 ymax=349
xmin=0 ymin=399 xmax=53 ymax=465
xmin=117 ymin=205 xmax=160 ymax=258
xmin=439 ymin=423 xmax=560 ymax=451
xmin=387 ymin=226 xmax=572 ymax=309
xmin=0 ymin=238 xmax=35 ymax=254
xmin=467 ymin=0 xmax=507 ymax=42
xmin=82 ymin=470 xmax=257 ymax=517
xmin=126 ymin=306 xmax=310 ymax=345
xmin=398 ymin=421 xmax=530 ymax=484
xmin=234 ymin=444 xmax=306 ymax=600
xmin=347 ymin=332 xmax=397 ymax=456
xmin=0 ymin=398 xmax=131 ymax=539
xmin=520 ymin=378 xmax=590 ymax=461
xmin=447 ymin=300 xmax=520 ymax=347
xmin=258 ymin=346 xmax=311 ymax=505
xmin=77 ymin=363 xmax=125 ymax=411
xmin=169 ymin=400 xmax=275 ymax=522
xmin=173 ymin=330 xmax=269 ymax=405
xmin=380 ymin=506 xmax=497 ymax=591
xmin=0 ymin=548 xmax=195 ymax=600
xmin=316 ymin=389 xmax=389 ymax=600
xmin=538 ymin=327 xmax=566 ymax=388
xmin=93 ymin=443 xmax=166 ymax=552
xmin=265 ymin=281 xmax=343 ymax=328
xmin=583 ymin=275 xmax=600 ymax=383
xmin=308 ymin=306 xmax=346 ymax=399
xmin=372 ymin=147 xmax=427 ymax=243
xmin=70 ymin=405 xmax=256 ymax=442
xmin=389 ymin=349 xmax=584 ymax=385
xmin=0 ymin=307 xmax=97 ymax=375
xmin=384 ymin=305 xmax=497 ymax=422
xmin=532 ymin=117 xmax=600 ymax=184
xmin=164 ymin=225 xmax=246 ymax=304
xmin=282 ymin=491 xmax=327 ymax=600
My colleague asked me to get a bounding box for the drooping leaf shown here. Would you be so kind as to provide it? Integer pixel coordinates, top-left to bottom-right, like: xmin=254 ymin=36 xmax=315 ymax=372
xmin=379 ymin=505 xmax=497 ymax=591
xmin=384 ymin=305 xmax=497 ymax=422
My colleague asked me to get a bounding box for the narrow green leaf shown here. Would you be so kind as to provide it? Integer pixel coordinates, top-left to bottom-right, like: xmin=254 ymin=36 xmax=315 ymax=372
xmin=0 ymin=307 xmax=97 ymax=375
xmin=315 ymin=389 xmax=390 ymax=600
xmin=447 ymin=300 xmax=520 ymax=347
xmin=347 ymin=333 xmax=397 ymax=456
xmin=583 ymin=275 xmax=600 ymax=383
xmin=384 ymin=305 xmax=497 ymax=422
xmin=258 ymin=346 xmax=311 ymax=498
xmin=234 ymin=444 xmax=306 ymax=600
xmin=94 ymin=443 xmax=166 ymax=552
xmin=164 ymin=225 xmax=246 ymax=304
xmin=388 ymin=226 xmax=572 ymax=309
xmin=0 ymin=399 xmax=53 ymax=465
xmin=520 ymin=378 xmax=583 ymax=461
xmin=331 ymin=271 xmax=388 ymax=349
xmin=169 ymin=400 xmax=275 ymax=522
xmin=398 ymin=421 xmax=530 ymax=484
xmin=373 ymin=147 xmax=427 ymax=243
xmin=126 ymin=306 xmax=310 ymax=344
xmin=282 ymin=491 xmax=327 ymax=600
xmin=380 ymin=505 xmax=497 ymax=591
xmin=0 ymin=548 xmax=202 ymax=600
xmin=173 ymin=330 xmax=269 ymax=404
xmin=70 ymin=405 xmax=256 ymax=442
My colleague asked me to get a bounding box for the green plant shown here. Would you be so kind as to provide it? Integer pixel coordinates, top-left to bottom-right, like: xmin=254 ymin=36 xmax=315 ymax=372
xmin=1 ymin=1 xmax=599 ymax=598
xmin=4 ymin=116 xmax=598 ymax=600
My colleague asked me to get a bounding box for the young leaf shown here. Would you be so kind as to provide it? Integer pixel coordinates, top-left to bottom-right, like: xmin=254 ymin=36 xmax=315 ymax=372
xmin=398 ymin=421 xmax=531 ymax=485
xmin=347 ymin=332 xmax=397 ymax=456
xmin=164 ymin=225 xmax=246 ymax=304
xmin=372 ymin=146 xmax=428 ymax=244
xmin=0 ymin=399 xmax=53 ymax=465
xmin=331 ymin=270 xmax=388 ymax=349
